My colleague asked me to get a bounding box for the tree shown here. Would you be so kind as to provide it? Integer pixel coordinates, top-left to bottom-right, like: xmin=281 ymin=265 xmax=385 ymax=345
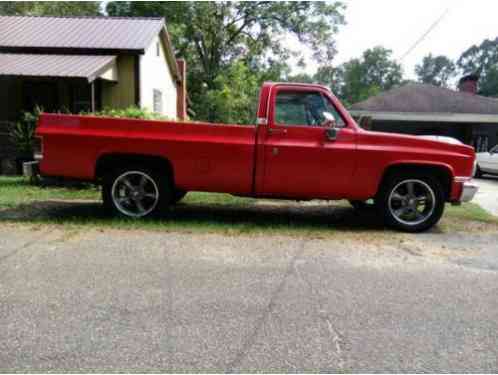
xmin=415 ymin=54 xmax=455 ymax=87
xmin=201 ymin=62 xmax=261 ymax=125
xmin=106 ymin=1 xmax=345 ymax=121
xmin=457 ymin=38 xmax=498 ymax=97
xmin=337 ymin=47 xmax=403 ymax=105
xmin=287 ymin=65 xmax=343 ymax=96
xmin=0 ymin=2 xmax=101 ymax=16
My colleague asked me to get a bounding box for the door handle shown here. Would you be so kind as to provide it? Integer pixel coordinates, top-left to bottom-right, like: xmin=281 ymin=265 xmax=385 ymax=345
xmin=268 ymin=128 xmax=288 ymax=135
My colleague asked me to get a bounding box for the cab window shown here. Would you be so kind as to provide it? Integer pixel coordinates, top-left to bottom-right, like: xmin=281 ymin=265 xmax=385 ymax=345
xmin=274 ymin=91 xmax=345 ymax=127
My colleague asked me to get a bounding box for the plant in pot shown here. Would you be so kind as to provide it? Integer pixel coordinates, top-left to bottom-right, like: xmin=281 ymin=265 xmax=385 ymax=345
xmin=9 ymin=106 xmax=41 ymax=175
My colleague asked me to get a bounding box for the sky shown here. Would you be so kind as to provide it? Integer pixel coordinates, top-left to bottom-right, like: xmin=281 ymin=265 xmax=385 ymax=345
xmin=292 ymin=0 xmax=498 ymax=86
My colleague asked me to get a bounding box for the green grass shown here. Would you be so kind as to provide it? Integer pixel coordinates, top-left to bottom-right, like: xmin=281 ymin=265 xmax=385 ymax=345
xmin=0 ymin=176 xmax=100 ymax=208
xmin=0 ymin=176 xmax=497 ymax=236
xmin=445 ymin=202 xmax=498 ymax=224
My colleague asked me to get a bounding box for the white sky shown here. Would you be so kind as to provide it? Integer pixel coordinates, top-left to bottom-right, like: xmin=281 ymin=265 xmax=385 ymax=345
xmin=292 ymin=0 xmax=498 ymax=86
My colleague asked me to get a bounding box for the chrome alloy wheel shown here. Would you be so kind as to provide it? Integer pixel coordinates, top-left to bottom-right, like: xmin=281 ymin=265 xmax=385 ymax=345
xmin=388 ymin=179 xmax=436 ymax=226
xmin=111 ymin=171 xmax=159 ymax=218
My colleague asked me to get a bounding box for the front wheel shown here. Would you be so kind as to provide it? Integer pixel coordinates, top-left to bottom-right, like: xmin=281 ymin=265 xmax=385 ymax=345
xmin=377 ymin=173 xmax=445 ymax=232
xmin=102 ymin=166 xmax=171 ymax=218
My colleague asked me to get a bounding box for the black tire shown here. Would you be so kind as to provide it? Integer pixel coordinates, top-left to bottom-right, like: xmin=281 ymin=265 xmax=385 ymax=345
xmin=377 ymin=172 xmax=445 ymax=233
xmin=171 ymin=189 xmax=188 ymax=204
xmin=349 ymin=199 xmax=375 ymax=210
xmin=475 ymin=164 xmax=483 ymax=178
xmin=102 ymin=165 xmax=172 ymax=218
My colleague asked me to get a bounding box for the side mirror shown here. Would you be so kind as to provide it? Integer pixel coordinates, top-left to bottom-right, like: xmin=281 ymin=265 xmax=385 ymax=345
xmin=322 ymin=112 xmax=337 ymax=128
xmin=325 ymin=127 xmax=338 ymax=141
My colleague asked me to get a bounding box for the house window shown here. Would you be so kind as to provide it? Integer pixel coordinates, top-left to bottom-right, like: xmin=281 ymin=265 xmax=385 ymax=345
xmin=153 ymin=89 xmax=163 ymax=113
xmin=156 ymin=42 xmax=160 ymax=57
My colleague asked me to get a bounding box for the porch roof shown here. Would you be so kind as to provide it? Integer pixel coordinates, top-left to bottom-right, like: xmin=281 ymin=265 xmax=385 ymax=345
xmin=0 ymin=53 xmax=117 ymax=83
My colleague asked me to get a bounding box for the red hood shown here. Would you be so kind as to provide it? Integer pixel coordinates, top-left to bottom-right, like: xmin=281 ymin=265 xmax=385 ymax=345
xmin=356 ymin=129 xmax=476 ymax=177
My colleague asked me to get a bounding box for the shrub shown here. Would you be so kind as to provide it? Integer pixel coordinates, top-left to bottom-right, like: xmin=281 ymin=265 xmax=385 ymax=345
xmin=85 ymin=107 xmax=174 ymax=121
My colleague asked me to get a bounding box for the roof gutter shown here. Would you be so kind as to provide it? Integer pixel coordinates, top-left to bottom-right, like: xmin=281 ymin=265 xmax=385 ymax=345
xmin=0 ymin=46 xmax=144 ymax=56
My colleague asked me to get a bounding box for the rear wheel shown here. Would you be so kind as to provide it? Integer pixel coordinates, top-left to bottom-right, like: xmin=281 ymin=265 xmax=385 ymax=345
xmin=103 ymin=166 xmax=172 ymax=218
xmin=377 ymin=173 xmax=445 ymax=232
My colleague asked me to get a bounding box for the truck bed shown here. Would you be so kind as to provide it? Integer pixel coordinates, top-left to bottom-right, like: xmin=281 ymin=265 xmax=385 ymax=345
xmin=37 ymin=114 xmax=258 ymax=195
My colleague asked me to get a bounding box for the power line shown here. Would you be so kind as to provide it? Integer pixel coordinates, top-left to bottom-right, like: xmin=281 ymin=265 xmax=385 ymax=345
xmin=399 ymin=7 xmax=451 ymax=61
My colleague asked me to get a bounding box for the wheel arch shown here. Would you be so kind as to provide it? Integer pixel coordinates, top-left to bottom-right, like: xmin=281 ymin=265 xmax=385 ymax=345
xmin=377 ymin=162 xmax=454 ymax=201
xmin=95 ymin=153 xmax=174 ymax=185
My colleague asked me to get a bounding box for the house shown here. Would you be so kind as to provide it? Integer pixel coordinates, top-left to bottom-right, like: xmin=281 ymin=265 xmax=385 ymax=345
xmin=350 ymin=75 xmax=498 ymax=152
xmin=0 ymin=15 xmax=187 ymax=172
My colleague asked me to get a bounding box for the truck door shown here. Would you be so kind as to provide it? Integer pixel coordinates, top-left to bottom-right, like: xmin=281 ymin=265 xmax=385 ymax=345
xmin=259 ymin=86 xmax=357 ymax=199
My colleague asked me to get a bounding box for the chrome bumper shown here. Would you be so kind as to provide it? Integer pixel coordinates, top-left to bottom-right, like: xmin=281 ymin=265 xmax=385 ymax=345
xmin=460 ymin=180 xmax=479 ymax=203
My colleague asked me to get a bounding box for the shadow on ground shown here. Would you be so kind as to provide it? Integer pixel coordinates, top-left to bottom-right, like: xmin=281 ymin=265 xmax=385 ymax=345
xmin=0 ymin=200 xmax=390 ymax=232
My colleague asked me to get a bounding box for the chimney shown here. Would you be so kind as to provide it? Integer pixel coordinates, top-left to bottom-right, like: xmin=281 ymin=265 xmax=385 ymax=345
xmin=458 ymin=74 xmax=479 ymax=95
xmin=176 ymin=58 xmax=187 ymax=120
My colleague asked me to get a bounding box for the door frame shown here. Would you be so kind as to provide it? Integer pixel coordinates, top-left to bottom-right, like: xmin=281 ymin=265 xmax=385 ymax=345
xmin=255 ymin=84 xmax=358 ymax=198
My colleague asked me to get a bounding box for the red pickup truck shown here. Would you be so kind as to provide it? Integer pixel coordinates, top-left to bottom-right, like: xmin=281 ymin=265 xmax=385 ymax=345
xmin=35 ymin=82 xmax=478 ymax=232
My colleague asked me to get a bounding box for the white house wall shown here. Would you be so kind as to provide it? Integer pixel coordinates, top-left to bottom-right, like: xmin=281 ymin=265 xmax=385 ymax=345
xmin=140 ymin=35 xmax=177 ymax=119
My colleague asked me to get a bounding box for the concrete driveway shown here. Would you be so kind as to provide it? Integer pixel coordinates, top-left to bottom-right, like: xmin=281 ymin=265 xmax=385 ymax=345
xmin=1 ymin=223 xmax=498 ymax=372
xmin=474 ymin=176 xmax=498 ymax=216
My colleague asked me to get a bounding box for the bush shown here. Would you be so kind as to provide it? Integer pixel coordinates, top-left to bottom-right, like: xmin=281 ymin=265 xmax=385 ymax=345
xmin=85 ymin=107 xmax=174 ymax=121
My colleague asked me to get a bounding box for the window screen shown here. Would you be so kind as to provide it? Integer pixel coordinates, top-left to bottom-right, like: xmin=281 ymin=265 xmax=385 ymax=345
xmin=153 ymin=89 xmax=163 ymax=113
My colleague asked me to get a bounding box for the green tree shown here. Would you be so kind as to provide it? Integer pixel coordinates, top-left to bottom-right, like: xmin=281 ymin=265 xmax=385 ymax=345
xmin=338 ymin=47 xmax=403 ymax=105
xmin=0 ymin=2 xmax=101 ymax=16
xmin=457 ymin=38 xmax=498 ymax=96
xmin=415 ymin=54 xmax=455 ymax=87
xmin=202 ymin=62 xmax=260 ymax=125
xmin=106 ymin=1 xmax=345 ymax=122
xmin=287 ymin=65 xmax=343 ymax=96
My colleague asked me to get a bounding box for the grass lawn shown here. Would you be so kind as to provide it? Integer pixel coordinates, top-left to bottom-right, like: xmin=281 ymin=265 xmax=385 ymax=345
xmin=0 ymin=176 xmax=496 ymax=236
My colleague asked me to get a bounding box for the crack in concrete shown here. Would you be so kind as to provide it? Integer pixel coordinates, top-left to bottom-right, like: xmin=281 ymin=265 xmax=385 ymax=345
xmin=293 ymin=257 xmax=346 ymax=371
xmin=224 ymin=239 xmax=307 ymax=373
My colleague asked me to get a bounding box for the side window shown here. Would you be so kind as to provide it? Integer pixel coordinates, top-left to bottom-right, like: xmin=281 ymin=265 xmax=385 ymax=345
xmin=274 ymin=91 xmax=345 ymax=127
xmin=153 ymin=89 xmax=163 ymax=113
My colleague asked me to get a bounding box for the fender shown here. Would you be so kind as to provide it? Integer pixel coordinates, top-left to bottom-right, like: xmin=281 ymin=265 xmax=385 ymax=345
xmin=376 ymin=160 xmax=455 ymax=199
